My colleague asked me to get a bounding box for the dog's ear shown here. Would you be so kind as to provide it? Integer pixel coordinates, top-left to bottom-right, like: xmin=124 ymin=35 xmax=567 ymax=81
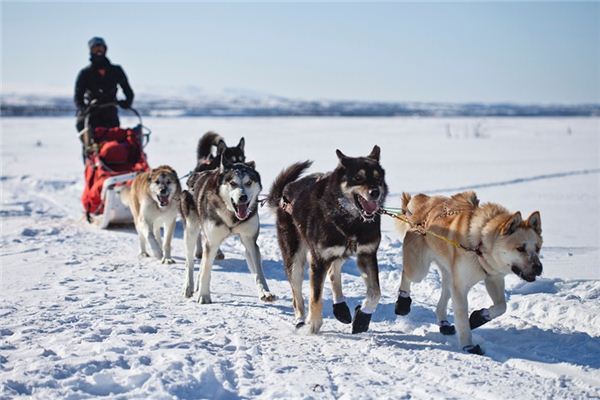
xmin=216 ymin=141 xmax=227 ymax=155
xmin=245 ymin=160 xmax=256 ymax=169
xmin=367 ymin=145 xmax=380 ymax=162
xmin=526 ymin=211 xmax=542 ymax=235
xmin=501 ymin=212 xmax=522 ymax=236
xmin=237 ymin=137 xmax=245 ymax=151
xmin=336 ymin=149 xmax=349 ymax=168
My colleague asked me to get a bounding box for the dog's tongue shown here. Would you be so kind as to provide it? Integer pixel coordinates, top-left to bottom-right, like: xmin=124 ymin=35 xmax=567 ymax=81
xmin=158 ymin=195 xmax=169 ymax=207
xmin=358 ymin=195 xmax=378 ymax=215
xmin=236 ymin=202 xmax=249 ymax=220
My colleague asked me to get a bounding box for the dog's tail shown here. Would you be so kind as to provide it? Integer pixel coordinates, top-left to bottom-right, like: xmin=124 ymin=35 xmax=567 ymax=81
xmin=395 ymin=192 xmax=413 ymax=240
xmin=197 ymin=131 xmax=224 ymax=161
xmin=267 ymin=161 xmax=312 ymax=208
xmin=119 ymin=185 xmax=131 ymax=208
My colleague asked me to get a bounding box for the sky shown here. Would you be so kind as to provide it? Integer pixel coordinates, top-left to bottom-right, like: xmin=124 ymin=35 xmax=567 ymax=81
xmin=1 ymin=1 xmax=599 ymax=104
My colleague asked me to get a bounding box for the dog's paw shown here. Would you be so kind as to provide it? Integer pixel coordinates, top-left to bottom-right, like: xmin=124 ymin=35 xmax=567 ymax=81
xmin=463 ymin=344 xmax=485 ymax=355
xmin=395 ymin=295 xmax=412 ymax=316
xmin=260 ymin=292 xmax=276 ymax=302
xmin=352 ymin=306 xmax=372 ymax=334
xmin=308 ymin=319 xmax=323 ymax=334
xmin=469 ymin=308 xmax=491 ymax=330
xmin=197 ymin=294 xmax=212 ymax=304
xmin=215 ymin=249 xmax=225 ymax=260
xmin=294 ymin=318 xmax=306 ymax=329
xmin=139 ymin=251 xmax=150 ymax=258
xmin=161 ymin=257 xmax=175 ymax=264
xmin=333 ymin=302 xmax=352 ymax=324
xmin=183 ymin=285 xmax=193 ymax=298
xmin=438 ymin=320 xmax=456 ymax=335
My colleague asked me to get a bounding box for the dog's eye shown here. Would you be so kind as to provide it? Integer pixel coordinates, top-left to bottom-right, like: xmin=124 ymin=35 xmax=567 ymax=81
xmin=354 ymin=175 xmax=364 ymax=183
xmin=517 ymin=245 xmax=526 ymax=253
xmin=230 ymin=181 xmax=238 ymax=188
xmin=244 ymin=181 xmax=252 ymax=188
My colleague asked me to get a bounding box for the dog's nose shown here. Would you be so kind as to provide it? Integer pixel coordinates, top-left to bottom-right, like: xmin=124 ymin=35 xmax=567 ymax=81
xmin=368 ymin=188 xmax=380 ymax=200
xmin=160 ymin=188 xmax=168 ymax=195
xmin=533 ymin=260 xmax=543 ymax=275
xmin=239 ymin=194 xmax=248 ymax=203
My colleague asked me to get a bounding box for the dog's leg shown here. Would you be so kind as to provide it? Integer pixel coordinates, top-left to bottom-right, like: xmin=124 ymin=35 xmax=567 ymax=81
xmin=470 ymin=275 xmax=506 ymax=329
xmin=197 ymin=230 xmax=228 ymax=304
xmin=134 ymin=220 xmax=150 ymax=257
xmin=452 ymin=281 xmax=484 ymax=355
xmin=240 ymin=232 xmax=274 ymax=302
xmin=289 ymin=250 xmax=307 ymax=328
xmin=328 ymin=259 xmax=351 ymax=324
xmin=161 ymin=219 xmax=176 ymax=264
xmin=140 ymin=218 xmax=162 ymax=259
xmin=353 ymin=251 xmax=381 ymax=334
xmin=396 ymin=232 xmax=429 ymax=316
xmin=307 ymin=258 xmax=327 ymax=334
xmin=182 ymin=220 xmax=200 ymax=298
xmin=436 ymin=267 xmax=456 ymax=335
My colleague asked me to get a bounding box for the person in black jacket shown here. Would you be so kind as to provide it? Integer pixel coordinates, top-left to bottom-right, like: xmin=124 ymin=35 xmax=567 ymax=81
xmin=74 ymin=37 xmax=134 ymax=131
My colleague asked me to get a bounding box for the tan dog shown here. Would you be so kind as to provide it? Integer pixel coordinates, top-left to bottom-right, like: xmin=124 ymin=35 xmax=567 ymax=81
xmin=128 ymin=165 xmax=181 ymax=263
xmin=394 ymin=191 xmax=543 ymax=355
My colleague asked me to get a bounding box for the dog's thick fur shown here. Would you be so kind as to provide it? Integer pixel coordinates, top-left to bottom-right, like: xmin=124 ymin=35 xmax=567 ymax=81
xmin=180 ymin=156 xmax=274 ymax=303
xmin=268 ymin=146 xmax=388 ymax=334
xmin=395 ymin=191 xmax=543 ymax=354
xmin=128 ymin=165 xmax=181 ymax=263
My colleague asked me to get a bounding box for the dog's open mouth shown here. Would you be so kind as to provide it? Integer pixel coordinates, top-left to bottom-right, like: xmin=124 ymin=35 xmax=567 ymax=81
xmin=233 ymin=201 xmax=251 ymax=220
xmin=157 ymin=194 xmax=170 ymax=207
xmin=354 ymin=194 xmax=379 ymax=219
xmin=511 ymin=265 xmax=537 ymax=282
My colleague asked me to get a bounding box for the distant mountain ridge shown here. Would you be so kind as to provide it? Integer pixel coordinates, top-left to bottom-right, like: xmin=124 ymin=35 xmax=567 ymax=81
xmin=1 ymin=89 xmax=598 ymax=117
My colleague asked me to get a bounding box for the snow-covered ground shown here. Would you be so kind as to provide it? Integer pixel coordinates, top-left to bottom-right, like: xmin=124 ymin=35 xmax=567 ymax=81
xmin=1 ymin=116 xmax=599 ymax=399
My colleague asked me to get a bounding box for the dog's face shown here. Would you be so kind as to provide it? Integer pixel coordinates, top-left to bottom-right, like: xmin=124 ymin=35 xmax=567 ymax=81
xmin=218 ymin=159 xmax=261 ymax=221
xmin=217 ymin=137 xmax=246 ymax=164
xmin=335 ymin=145 xmax=387 ymax=221
xmin=148 ymin=166 xmax=180 ymax=208
xmin=491 ymin=211 xmax=543 ymax=282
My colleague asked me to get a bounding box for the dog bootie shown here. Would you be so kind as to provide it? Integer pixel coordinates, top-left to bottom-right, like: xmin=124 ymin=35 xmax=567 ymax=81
xmin=463 ymin=344 xmax=485 ymax=355
xmin=333 ymin=302 xmax=352 ymax=324
xmin=395 ymin=293 xmax=412 ymax=315
xmin=469 ymin=308 xmax=491 ymax=330
xmin=438 ymin=320 xmax=456 ymax=335
xmin=352 ymin=306 xmax=372 ymax=334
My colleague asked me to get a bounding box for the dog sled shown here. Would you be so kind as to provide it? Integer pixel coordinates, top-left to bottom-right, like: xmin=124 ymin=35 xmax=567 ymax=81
xmin=79 ymin=102 xmax=151 ymax=228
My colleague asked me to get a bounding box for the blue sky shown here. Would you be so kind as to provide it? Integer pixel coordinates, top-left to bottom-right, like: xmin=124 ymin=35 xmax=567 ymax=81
xmin=2 ymin=2 xmax=599 ymax=103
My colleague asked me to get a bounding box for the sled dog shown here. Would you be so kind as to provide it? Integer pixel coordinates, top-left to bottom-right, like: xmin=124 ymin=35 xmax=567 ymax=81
xmin=180 ymin=156 xmax=274 ymax=303
xmin=187 ymin=131 xmax=245 ymax=187
xmin=128 ymin=165 xmax=181 ymax=263
xmin=187 ymin=131 xmax=246 ymax=260
xmin=394 ymin=191 xmax=543 ymax=355
xmin=268 ymin=146 xmax=388 ymax=334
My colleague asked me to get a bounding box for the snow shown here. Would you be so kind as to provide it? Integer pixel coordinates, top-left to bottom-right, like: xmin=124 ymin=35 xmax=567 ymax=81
xmin=1 ymin=116 xmax=599 ymax=399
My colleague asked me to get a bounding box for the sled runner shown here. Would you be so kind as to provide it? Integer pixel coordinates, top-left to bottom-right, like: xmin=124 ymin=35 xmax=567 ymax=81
xmin=79 ymin=103 xmax=151 ymax=228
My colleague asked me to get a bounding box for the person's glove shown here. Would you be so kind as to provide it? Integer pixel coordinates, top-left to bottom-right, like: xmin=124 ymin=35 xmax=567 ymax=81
xmin=118 ymin=100 xmax=131 ymax=109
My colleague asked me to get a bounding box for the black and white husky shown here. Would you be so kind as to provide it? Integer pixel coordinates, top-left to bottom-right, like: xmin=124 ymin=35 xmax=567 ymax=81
xmin=268 ymin=146 xmax=388 ymax=334
xmin=187 ymin=131 xmax=246 ymax=260
xmin=180 ymin=156 xmax=274 ymax=303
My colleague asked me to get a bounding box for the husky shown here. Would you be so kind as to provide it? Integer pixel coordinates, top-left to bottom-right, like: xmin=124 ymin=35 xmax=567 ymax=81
xmin=267 ymin=146 xmax=388 ymax=334
xmin=394 ymin=191 xmax=543 ymax=355
xmin=187 ymin=131 xmax=246 ymax=260
xmin=127 ymin=165 xmax=181 ymax=263
xmin=180 ymin=156 xmax=274 ymax=303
